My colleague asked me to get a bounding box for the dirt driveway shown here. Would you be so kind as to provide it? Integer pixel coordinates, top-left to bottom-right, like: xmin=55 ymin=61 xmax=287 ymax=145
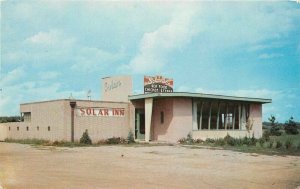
xmin=0 ymin=143 xmax=299 ymax=189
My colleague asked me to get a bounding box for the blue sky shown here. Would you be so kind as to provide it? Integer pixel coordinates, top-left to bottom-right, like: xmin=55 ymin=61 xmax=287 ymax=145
xmin=1 ymin=1 xmax=299 ymax=122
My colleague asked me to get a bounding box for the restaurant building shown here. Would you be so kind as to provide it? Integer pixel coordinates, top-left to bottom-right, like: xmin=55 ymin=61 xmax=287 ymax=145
xmin=0 ymin=76 xmax=271 ymax=143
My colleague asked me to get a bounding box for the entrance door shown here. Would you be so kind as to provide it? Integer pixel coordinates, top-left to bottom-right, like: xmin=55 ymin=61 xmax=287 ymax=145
xmin=135 ymin=109 xmax=145 ymax=140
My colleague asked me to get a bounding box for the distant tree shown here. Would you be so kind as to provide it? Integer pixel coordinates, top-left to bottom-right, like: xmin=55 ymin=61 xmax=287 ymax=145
xmin=0 ymin=116 xmax=21 ymax=123
xmin=268 ymin=115 xmax=282 ymax=136
xmin=284 ymin=117 xmax=299 ymax=135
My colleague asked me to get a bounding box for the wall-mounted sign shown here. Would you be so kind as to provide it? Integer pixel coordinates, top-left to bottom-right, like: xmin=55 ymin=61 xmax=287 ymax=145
xmin=144 ymin=76 xmax=173 ymax=93
xmin=104 ymin=80 xmax=122 ymax=92
xmin=76 ymin=107 xmax=125 ymax=117
xmin=102 ymin=76 xmax=132 ymax=102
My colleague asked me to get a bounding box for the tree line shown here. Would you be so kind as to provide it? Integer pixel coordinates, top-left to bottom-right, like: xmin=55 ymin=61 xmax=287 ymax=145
xmin=0 ymin=116 xmax=23 ymax=123
xmin=263 ymin=116 xmax=299 ymax=135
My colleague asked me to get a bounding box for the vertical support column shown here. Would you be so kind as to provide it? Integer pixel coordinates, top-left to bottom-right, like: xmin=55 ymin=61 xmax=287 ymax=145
xmin=232 ymin=105 xmax=236 ymax=130
xmin=70 ymin=101 xmax=77 ymax=142
xmin=199 ymin=102 xmax=203 ymax=130
xmin=145 ymin=98 xmax=153 ymax=142
xmin=192 ymin=100 xmax=198 ymax=130
xmin=208 ymin=102 xmax=212 ymax=130
xmin=216 ymin=102 xmax=220 ymax=130
xmin=238 ymin=104 xmax=241 ymax=130
xmin=225 ymin=103 xmax=228 ymax=130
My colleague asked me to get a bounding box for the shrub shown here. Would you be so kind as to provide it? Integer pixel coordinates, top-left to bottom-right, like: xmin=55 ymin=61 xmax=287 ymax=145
xmin=205 ymin=138 xmax=215 ymax=143
xmin=255 ymin=142 xmax=261 ymax=148
xmin=194 ymin=139 xmax=204 ymax=144
xmin=224 ymin=134 xmax=235 ymax=146
xmin=276 ymin=141 xmax=283 ymax=149
xmin=284 ymin=117 xmax=299 ymax=135
xmin=284 ymin=138 xmax=293 ymax=149
xmin=178 ymin=138 xmax=187 ymax=144
xmin=127 ymin=130 xmax=135 ymax=144
xmin=215 ymin=138 xmax=225 ymax=146
xmin=242 ymin=137 xmax=252 ymax=146
xmin=177 ymin=133 xmax=195 ymax=144
xmin=52 ymin=141 xmax=60 ymax=146
xmin=270 ymin=126 xmax=282 ymax=136
xmin=268 ymin=115 xmax=282 ymax=136
xmin=4 ymin=138 xmax=49 ymax=145
xmin=258 ymin=137 xmax=266 ymax=145
xmin=186 ymin=132 xmax=194 ymax=144
xmin=262 ymin=130 xmax=270 ymax=141
xmin=79 ymin=130 xmax=92 ymax=145
xmin=106 ymin=137 xmax=126 ymax=144
xmin=263 ymin=141 xmax=271 ymax=148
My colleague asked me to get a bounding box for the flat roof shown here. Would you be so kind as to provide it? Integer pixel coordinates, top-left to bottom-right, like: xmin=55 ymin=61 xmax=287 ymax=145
xmin=20 ymin=99 xmax=130 ymax=105
xmin=129 ymin=92 xmax=272 ymax=104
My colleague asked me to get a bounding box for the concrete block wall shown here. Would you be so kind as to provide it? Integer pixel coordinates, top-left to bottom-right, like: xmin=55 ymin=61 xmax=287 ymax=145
xmin=1 ymin=99 xmax=133 ymax=143
xmin=0 ymin=123 xmax=8 ymax=141
xmin=73 ymin=100 xmax=132 ymax=143
xmin=2 ymin=100 xmax=67 ymax=141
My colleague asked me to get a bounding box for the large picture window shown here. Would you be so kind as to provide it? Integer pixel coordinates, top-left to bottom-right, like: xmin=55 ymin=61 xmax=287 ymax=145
xmin=194 ymin=100 xmax=249 ymax=131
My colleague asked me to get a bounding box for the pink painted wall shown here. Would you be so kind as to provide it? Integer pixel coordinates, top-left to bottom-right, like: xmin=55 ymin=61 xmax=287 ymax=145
xmin=249 ymin=103 xmax=263 ymax=138
xmin=152 ymin=98 xmax=192 ymax=142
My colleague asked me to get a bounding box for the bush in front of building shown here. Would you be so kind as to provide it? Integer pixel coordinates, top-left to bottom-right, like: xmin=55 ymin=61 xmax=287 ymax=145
xmin=4 ymin=138 xmax=49 ymax=145
xmin=127 ymin=130 xmax=135 ymax=144
xmin=224 ymin=134 xmax=236 ymax=146
xmin=106 ymin=137 xmax=126 ymax=144
xmin=80 ymin=130 xmax=92 ymax=145
xmin=178 ymin=133 xmax=199 ymax=144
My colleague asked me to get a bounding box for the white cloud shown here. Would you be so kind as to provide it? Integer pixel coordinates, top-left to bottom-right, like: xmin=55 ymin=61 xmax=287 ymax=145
xmin=124 ymin=7 xmax=199 ymax=73
xmin=258 ymin=53 xmax=283 ymax=59
xmin=71 ymin=47 xmax=125 ymax=73
xmin=0 ymin=67 xmax=25 ymax=85
xmin=25 ymin=29 xmax=75 ymax=47
xmin=0 ymin=80 xmax=86 ymax=116
xmin=38 ymin=71 xmax=61 ymax=80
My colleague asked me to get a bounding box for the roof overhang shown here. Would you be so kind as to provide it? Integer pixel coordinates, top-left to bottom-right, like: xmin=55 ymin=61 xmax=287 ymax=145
xmin=129 ymin=92 xmax=272 ymax=104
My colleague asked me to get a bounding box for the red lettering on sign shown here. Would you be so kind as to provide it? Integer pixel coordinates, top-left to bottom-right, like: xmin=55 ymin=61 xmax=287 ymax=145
xmin=86 ymin=108 xmax=92 ymax=115
xmin=80 ymin=108 xmax=85 ymax=116
xmin=77 ymin=108 xmax=125 ymax=117
xmin=113 ymin=109 xmax=119 ymax=116
xmin=120 ymin=109 xmax=125 ymax=116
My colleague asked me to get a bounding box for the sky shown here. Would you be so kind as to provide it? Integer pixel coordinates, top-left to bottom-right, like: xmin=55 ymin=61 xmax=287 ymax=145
xmin=0 ymin=1 xmax=299 ymax=122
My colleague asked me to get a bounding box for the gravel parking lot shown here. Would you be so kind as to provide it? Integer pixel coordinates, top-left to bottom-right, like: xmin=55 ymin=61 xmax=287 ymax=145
xmin=0 ymin=142 xmax=299 ymax=189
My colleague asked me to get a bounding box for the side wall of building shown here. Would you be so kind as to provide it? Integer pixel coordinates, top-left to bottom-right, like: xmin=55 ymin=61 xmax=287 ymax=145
xmin=1 ymin=100 xmax=134 ymax=143
xmin=249 ymin=103 xmax=263 ymax=138
xmin=0 ymin=123 xmax=8 ymax=141
xmin=2 ymin=101 xmax=67 ymax=141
